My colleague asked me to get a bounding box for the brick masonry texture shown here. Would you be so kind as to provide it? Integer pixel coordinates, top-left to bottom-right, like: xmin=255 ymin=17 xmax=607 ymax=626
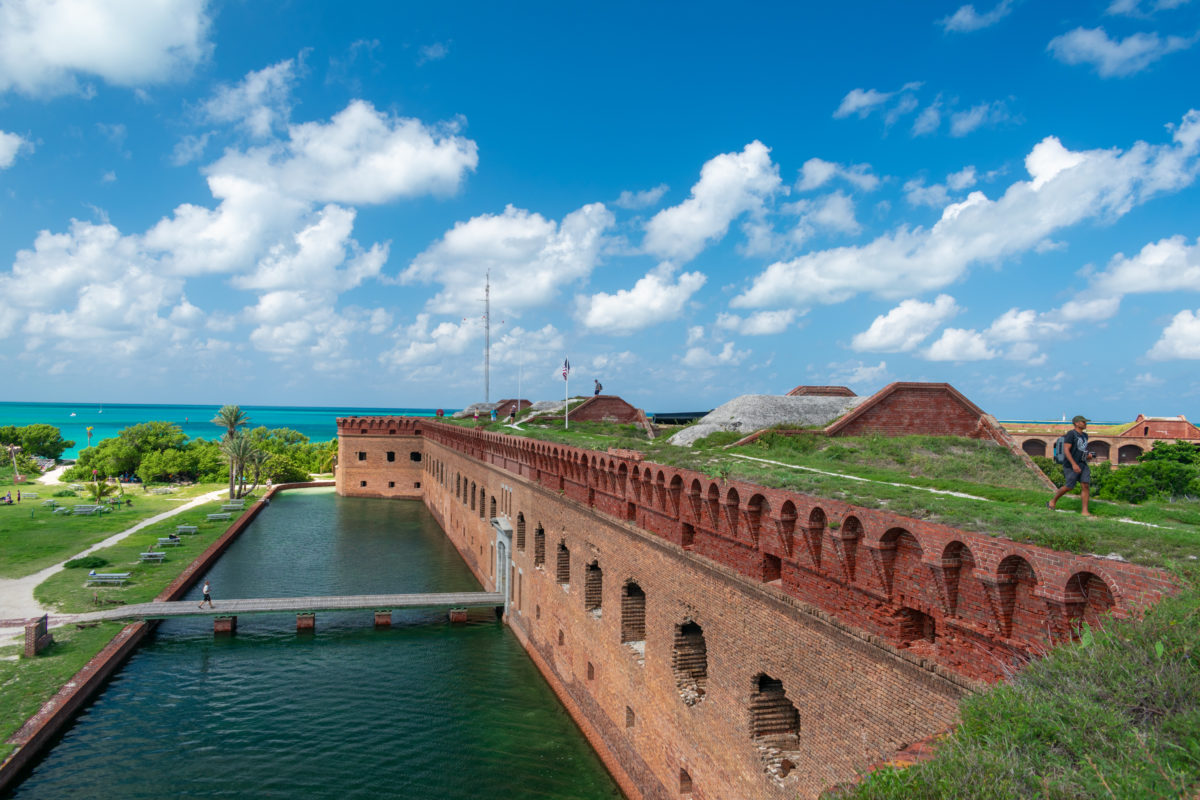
xmin=337 ymin=419 xmax=1175 ymax=798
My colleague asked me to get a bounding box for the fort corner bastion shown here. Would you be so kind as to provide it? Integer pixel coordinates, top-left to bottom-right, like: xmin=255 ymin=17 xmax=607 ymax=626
xmin=335 ymin=416 xmax=1175 ymax=800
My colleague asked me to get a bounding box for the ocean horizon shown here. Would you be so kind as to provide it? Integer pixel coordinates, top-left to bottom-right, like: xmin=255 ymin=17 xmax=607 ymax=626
xmin=0 ymin=402 xmax=450 ymax=459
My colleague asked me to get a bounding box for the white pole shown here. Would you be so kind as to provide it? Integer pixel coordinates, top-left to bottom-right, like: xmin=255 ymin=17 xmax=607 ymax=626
xmin=516 ymin=341 xmax=522 ymax=422
xmin=565 ymin=359 xmax=569 ymax=430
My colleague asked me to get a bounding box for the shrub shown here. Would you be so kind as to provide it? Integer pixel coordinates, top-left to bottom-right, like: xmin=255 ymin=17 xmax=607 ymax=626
xmin=1099 ymin=460 xmax=1199 ymax=503
xmin=52 ymin=488 xmax=76 ymax=497
xmin=1031 ymin=455 xmax=1063 ymax=487
xmin=64 ymin=556 xmax=109 ymax=569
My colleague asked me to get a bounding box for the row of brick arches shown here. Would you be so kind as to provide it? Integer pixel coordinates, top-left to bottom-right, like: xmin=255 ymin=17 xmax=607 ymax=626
xmin=1020 ymin=437 xmax=1144 ymax=464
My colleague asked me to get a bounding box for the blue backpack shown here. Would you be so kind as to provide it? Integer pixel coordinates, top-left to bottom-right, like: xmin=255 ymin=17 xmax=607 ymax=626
xmin=1052 ymin=435 xmax=1067 ymax=464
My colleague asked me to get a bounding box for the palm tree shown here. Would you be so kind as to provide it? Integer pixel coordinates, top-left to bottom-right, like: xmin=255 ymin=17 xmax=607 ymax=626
xmin=87 ymin=479 xmax=120 ymax=505
xmin=219 ymin=433 xmax=262 ymax=499
xmin=241 ymin=449 xmax=269 ymax=498
xmin=212 ymin=405 xmax=250 ymax=499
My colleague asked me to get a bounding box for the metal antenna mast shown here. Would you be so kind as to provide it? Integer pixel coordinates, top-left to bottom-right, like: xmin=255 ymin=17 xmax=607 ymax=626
xmin=484 ymin=270 xmax=491 ymax=404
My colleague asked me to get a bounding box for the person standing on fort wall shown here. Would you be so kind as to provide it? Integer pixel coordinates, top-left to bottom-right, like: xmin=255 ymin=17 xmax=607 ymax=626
xmin=1049 ymin=415 xmax=1094 ymax=516
xmin=594 ymin=379 xmax=602 ymax=396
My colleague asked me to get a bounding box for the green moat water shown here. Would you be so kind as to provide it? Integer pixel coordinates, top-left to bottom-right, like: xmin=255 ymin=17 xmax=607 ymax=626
xmin=8 ymin=489 xmax=623 ymax=800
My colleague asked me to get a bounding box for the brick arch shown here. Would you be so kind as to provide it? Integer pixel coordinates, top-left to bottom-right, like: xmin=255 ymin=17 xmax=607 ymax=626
xmin=687 ymin=478 xmax=703 ymax=520
xmin=995 ymin=554 xmax=1042 ymax=641
xmin=778 ymin=500 xmax=797 ymax=552
xmin=834 ymin=515 xmax=863 ymax=583
xmin=941 ymin=540 xmax=984 ymax=619
xmin=656 ymin=470 xmax=668 ymax=511
xmin=802 ymin=506 xmax=826 ymax=568
xmin=746 ymin=493 xmax=768 ymax=543
xmin=724 ymin=487 xmax=741 ymax=536
xmin=1087 ymin=440 xmax=1110 ymax=461
xmin=630 ymin=465 xmax=642 ymax=501
xmin=617 ymin=463 xmax=628 ymax=495
xmin=706 ymin=483 xmax=721 ymax=528
xmin=877 ymin=527 xmax=924 ymax=603
xmin=1064 ymin=570 xmax=1116 ymax=633
xmin=1118 ymin=443 xmax=1143 ymax=464
xmin=668 ymin=474 xmax=683 ymax=516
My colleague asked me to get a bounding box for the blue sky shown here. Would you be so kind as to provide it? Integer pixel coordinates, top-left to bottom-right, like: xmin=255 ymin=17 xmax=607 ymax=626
xmin=1 ymin=0 xmax=1199 ymax=419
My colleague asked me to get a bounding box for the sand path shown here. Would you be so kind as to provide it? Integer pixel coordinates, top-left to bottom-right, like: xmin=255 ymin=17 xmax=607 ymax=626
xmin=0 ymin=489 xmax=226 ymax=640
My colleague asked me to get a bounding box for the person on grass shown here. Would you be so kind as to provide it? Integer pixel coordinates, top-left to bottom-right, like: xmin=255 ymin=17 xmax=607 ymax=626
xmin=1049 ymin=415 xmax=1094 ymax=517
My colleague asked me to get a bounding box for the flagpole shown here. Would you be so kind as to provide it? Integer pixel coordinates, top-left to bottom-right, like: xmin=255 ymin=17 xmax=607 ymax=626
xmin=565 ymin=361 xmax=569 ymax=430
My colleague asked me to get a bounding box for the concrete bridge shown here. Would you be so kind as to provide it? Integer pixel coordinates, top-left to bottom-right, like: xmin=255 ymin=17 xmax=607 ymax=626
xmin=71 ymin=592 xmax=505 ymax=634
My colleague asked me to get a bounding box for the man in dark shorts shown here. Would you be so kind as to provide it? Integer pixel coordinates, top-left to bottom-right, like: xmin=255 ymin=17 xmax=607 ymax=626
xmin=1049 ymin=415 xmax=1093 ymax=517
xmin=198 ymin=580 xmax=214 ymax=609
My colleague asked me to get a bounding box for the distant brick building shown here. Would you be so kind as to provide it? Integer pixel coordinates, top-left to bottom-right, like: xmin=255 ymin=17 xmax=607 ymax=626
xmin=785 ymin=385 xmax=856 ymax=397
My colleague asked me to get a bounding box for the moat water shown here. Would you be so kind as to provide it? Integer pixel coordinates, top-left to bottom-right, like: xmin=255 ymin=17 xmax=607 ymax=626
xmin=8 ymin=489 xmax=623 ymax=799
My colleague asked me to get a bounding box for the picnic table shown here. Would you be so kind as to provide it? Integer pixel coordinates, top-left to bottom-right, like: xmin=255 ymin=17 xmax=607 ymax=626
xmin=87 ymin=571 xmax=131 ymax=585
xmin=40 ymin=499 xmax=58 ymax=507
xmin=71 ymin=505 xmax=104 ymax=516
xmin=207 ymin=512 xmax=232 ymax=521
xmin=53 ymin=506 xmax=71 ymax=515
xmin=176 ymin=525 xmax=199 ymax=535
xmin=156 ymin=537 xmax=183 ymax=547
xmin=22 ymin=492 xmax=38 ymax=499
xmin=139 ymin=552 xmax=166 ymax=563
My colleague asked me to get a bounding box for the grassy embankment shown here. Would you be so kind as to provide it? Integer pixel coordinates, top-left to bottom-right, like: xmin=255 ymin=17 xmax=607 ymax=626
xmin=0 ymin=484 xmax=236 ymax=763
xmin=457 ymin=416 xmax=1200 ymax=798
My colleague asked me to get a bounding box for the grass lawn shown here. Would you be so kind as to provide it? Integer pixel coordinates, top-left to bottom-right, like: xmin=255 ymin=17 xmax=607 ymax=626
xmin=32 ymin=497 xmax=235 ymax=613
xmin=0 ymin=481 xmax=224 ymax=579
xmin=0 ymin=621 xmax=126 ymax=763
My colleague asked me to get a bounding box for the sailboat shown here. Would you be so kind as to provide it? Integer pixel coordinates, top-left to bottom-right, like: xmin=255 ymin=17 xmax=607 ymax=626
xmin=69 ymin=412 xmax=76 ymax=417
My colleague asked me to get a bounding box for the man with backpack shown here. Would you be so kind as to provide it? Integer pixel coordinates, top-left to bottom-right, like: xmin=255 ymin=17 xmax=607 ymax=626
xmin=1049 ymin=415 xmax=1094 ymax=516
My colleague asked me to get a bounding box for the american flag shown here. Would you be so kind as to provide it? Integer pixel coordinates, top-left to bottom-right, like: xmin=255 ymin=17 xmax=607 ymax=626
xmin=562 ymin=358 xmax=570 ymax=380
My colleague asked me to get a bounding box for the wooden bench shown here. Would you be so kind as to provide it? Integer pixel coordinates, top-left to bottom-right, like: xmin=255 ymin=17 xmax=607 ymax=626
xmin=207 ymin=513 xmax=232 ymax=521
xmin=139 ymin=552 xmax=166 ymax=563
xmin=71 ymin=505 xmax=103 ymax=516
xmin=87 ymin=572 xmax=131 ymax=585
xmin=176 ymin=525 xmax=199 ymax=535
xmin=156 ymin=537 xmax=183 ymax=547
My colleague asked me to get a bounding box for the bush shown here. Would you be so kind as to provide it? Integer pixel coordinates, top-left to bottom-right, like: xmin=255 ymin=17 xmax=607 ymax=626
xmin=1031 ymin=455 xmax=1063 ymax=487
xmin=64 ymin=556 xmax=109 ymax=569
xmin=1099 ymin=460 xmax=1199 ymax=504
xmin=52 ymin=488 xmax=76 ymax=497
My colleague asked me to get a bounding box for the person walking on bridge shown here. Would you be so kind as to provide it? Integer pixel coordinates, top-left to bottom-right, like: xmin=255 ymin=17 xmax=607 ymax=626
xmin=198 ymin=580 xmax=214 ymax=609
xmin=1049 ymin=415 xmax=1094 ymax=517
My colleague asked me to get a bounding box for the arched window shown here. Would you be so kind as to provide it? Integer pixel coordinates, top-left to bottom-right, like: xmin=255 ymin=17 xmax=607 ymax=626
xmin=534 ymin=526 xmax=546 ymax=568
xmin=672 ymin=621 xmax=707 ymax=705
xmin=622 ymin=582 xmax=646 ymax=646
xmin=556 ymin=541 xmax=571 ymax=587
xmin=585 ymin=561 xmax=603 ymax=615
xmin=516 ymin=513 xmax=526 ymax=551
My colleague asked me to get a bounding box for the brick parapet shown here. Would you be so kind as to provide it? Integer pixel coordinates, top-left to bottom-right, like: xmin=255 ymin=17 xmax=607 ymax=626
xmin=403 ymin=419 xmax=1175 ymax=684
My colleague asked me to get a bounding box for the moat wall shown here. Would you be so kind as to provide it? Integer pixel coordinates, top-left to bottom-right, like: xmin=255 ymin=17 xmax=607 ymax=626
xmin=336 ymin=418 xmax=1175 ymax=799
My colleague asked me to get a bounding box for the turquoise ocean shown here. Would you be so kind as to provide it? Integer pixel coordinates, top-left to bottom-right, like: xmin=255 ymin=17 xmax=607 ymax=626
xmin=0 ymin=402 xmax=451 ymax=459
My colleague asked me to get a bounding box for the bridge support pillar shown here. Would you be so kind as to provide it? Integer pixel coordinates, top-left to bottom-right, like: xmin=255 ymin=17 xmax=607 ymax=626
xmin=214 ymin=616 xmax=237 ymax=636
xmin=374 ymin=610 xmax=392 ymax=628
xmin=297 ymin=612 xmax=316 ymax=633
xmin=448 ymin=607 xmax=468 ymax=623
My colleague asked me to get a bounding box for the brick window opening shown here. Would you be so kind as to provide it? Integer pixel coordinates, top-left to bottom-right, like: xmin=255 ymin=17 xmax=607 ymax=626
xmin=414 ymin=482 xmax=420 ymax=489
xmin=410 ymin=451 xmax=421 ymax=462
xmin=625 ymin=706 xmax=635 ymax=728
xmin=479 ymin=489 xmax=485 ymax=518
xmin=357 ymin=451 xmax=366 ymax=461
xmin=388 ymin=481 xmax=395 ymax=488
xmin=558 ymin=629 xmax=564 ymax=646
xmin=898 ymin=607 xmax=936 ymax=645
xmin=673 ymin=621 xmax=708 ymax=705
xmin=535 ymin=604 xmax=541 ymax=620
xmin=470 ymin=482 xmax=476 ymax=511
xmin=621 ymin=582 xmax=646 ymax=662
xmin=585 ymin=561 xmax=603 ymax=616
xmin=534 ymin=526 xmax=546 ymax=568
xmin=681 ymin=522 xmax=695 ymax=550
xmin=750 ymin=673 xmax=801 ymax=779
xmin=679 ymin=769 xmax=693 ymax=795
xmin=625 ymin=501 xmax=636 ymax=522
xmin=386 ymin=451 xmax=395 ymax=462
xmin=556 ymin=541 xmax=571 ymax=587
xmin=359 ymin=481 xmax=366 ymax=487
xmin=516 ymin=513 xmax=526 ymax=551
xmin=489 ymin=496 xmax=497 ymax=518
xmin=389 ymin=429 xmax=396 ymax=435
xmin=587 ymin=662 xmax=595 ymax=680
xmin=360 ymin=429 xmax=367 ymax=434
xmin=762 ymin=553 xmax=782 ymax=584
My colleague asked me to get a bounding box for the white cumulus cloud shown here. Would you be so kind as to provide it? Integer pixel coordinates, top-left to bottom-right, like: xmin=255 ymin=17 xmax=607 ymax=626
xmin=733 ymin=109 xmax=1200 ymax=311
xmin=939 ymin=1 xmax=1013 ymax=33
xmin=614 ymin=184 xmax=668 ymax=209
xmin=201 ymin=59 xmax=297 ymax=137
xmin=0 ymin=129 xmax=31 ymax=168
xmin=923 ymin=328 xmax=998 ymax=361
xmin=1149 ymin=308 xmax=1200 ymax=359
xmin=643 ymin=141 xmax=781 ymax=262
xmin=715 ymin=309 xmax=797 ymax=336
xmin=681 ymin=341 xmax=748 ymax=368
xmin=0 ymin=0 xmax=212 ymax=97
xmin=1048 ymin=26 xmax=1196 ymax=77
xmin=796 ymin=158 xmax=880 ymax=192
xmin=851 ymin=294 xmax=960 ymax=352
xmin=577 ymin=264 xmax=706 ymax=335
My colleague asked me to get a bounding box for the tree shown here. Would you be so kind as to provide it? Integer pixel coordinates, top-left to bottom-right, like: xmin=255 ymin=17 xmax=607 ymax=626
xmin=219 ymin=432 xmax=264 ymax=499
xmin=15 ymin=424 xmax=74 ymax=459
xmin=1138 ymin=440 xmax=1200 ymax=466
xmin=87 ymin=479 xmax=121 ymax=505
xmin=212 ymin=405 xmax=250 ymax=499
